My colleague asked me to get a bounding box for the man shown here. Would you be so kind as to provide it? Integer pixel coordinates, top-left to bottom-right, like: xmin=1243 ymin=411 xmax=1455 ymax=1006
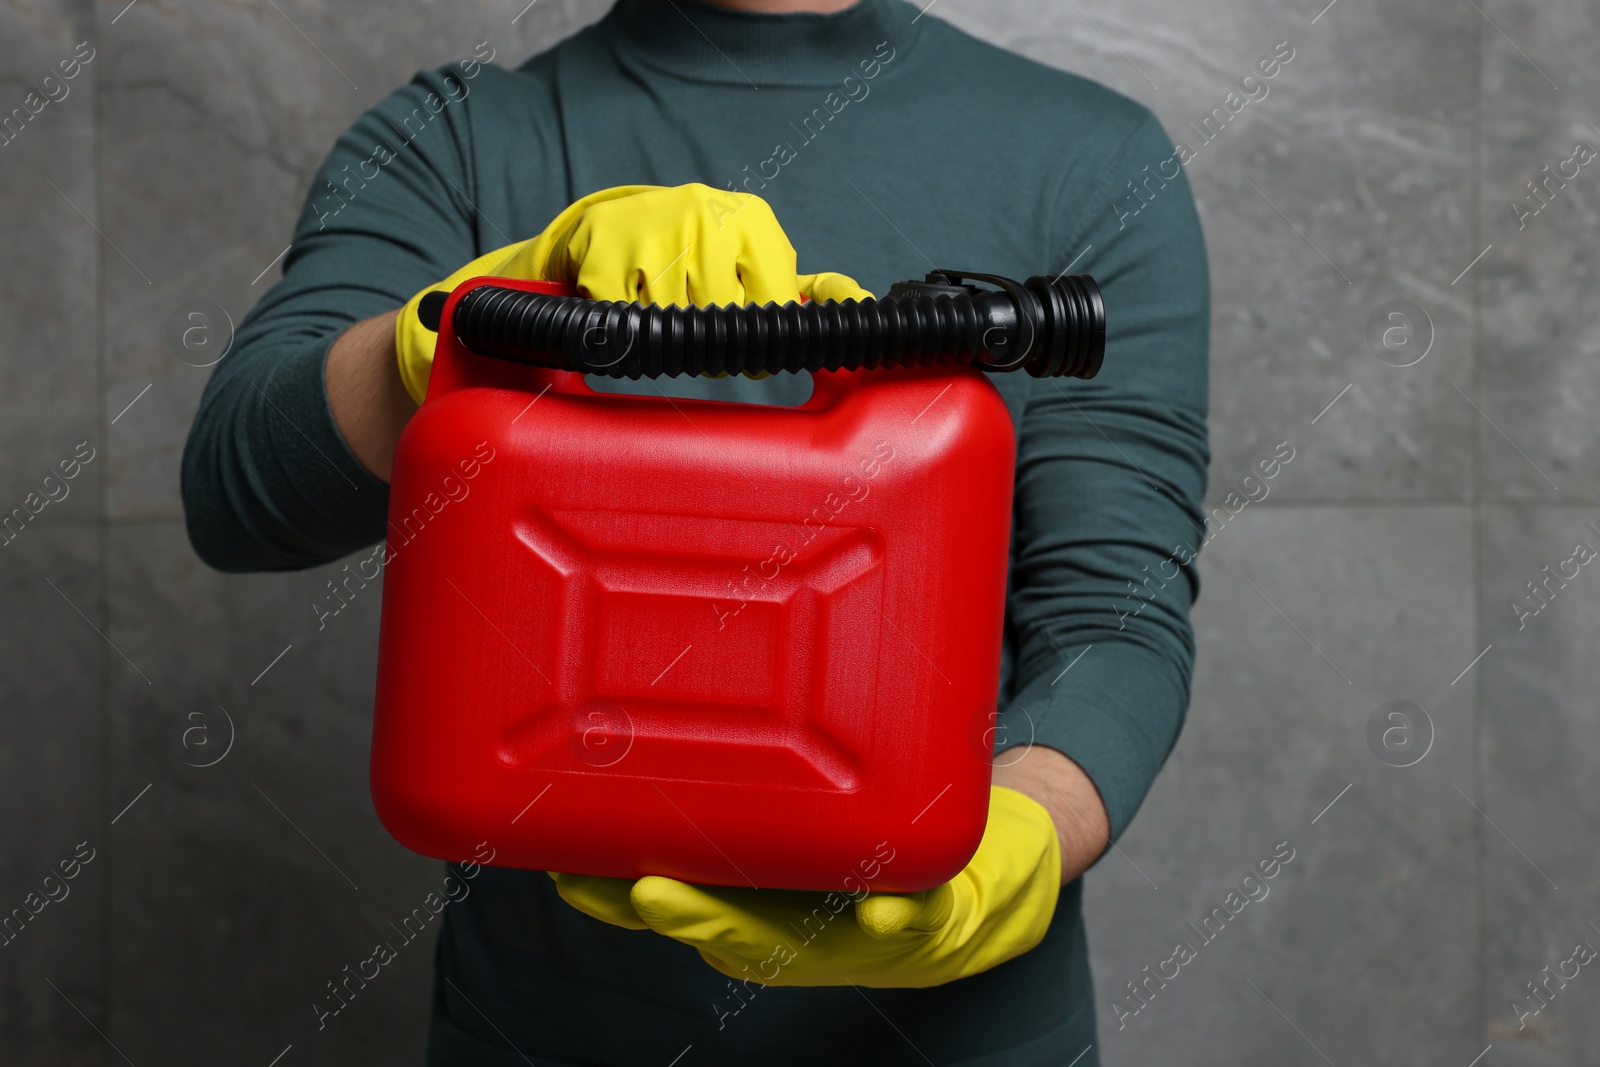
xmin=181 ymin=0 xmax=1209 ymax=1062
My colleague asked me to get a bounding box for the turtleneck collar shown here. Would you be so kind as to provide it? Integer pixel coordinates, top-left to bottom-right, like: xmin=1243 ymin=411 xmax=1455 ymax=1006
xmin=603 ymin=0 xmax=922 ymax=88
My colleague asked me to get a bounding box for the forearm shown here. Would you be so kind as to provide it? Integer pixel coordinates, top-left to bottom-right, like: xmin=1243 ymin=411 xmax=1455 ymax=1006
xmin=993 ymin=746 xmax=1111 ymax=885
xmin=325 ymin=309 xmax=415 ymax=483
xmin=178 ymin=61 xmax=502 ymax=575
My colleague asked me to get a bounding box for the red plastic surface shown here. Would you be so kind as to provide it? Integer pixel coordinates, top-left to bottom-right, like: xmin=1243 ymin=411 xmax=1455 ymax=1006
xmin=371 ymin=277 xmax=1017 ymax=892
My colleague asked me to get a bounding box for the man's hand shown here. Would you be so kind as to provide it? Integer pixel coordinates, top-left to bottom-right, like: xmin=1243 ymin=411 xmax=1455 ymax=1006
xmin=392 ymin=182 xmax=871 ymax=404
xmin=392 ymin=183 xmax=652 ymax=405
xmin=543 ymin=182 xmax=867 ymax=308
xmin=331 ymin=183 xmax=869 ymax=481
xmin=551 ymin=785 xmax=1061 ymax=989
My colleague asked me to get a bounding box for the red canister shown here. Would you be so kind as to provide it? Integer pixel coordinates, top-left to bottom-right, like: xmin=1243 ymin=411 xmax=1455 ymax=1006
xmin=371 ymin=278 xmax=1015 ymax=892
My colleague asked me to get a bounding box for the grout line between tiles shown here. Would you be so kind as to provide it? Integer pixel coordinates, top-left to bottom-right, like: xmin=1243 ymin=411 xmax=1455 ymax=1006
xmin=1468 ymin=0 xmax=1487 ymax=1043
xmin=90 ymin=0 xmax=113 ymax=1049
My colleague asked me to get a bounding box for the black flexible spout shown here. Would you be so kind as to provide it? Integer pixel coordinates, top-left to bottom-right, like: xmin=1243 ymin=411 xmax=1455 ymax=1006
xmin=417 ymin=270 xmax=1105 ymax=380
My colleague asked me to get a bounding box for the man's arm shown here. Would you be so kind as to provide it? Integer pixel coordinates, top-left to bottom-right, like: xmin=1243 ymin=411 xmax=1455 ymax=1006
xmin=992 ymin=112 xmax=1212 ymax=869
xmin=993 ymin=747 xmax=1110 ymax=885
xmin=324 ymin=310 xmax=413 ymax=482
xmin=181 ymin=68 xmax=485 ymax=572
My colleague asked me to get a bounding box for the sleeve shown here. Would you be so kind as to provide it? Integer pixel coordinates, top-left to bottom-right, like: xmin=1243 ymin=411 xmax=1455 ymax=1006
xmin=997 ymin=113 xmax=1211 ymax=843
xmin=180 ymin=67 xmax=487 ymax=572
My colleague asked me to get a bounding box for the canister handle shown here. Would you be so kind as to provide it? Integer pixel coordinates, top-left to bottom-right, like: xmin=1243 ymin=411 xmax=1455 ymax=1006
xmin=420 ymin=270 xmax=1107 ymax=384
xmin=427 ymin=280 xmax=868 ymax=406
xmin=425 ymin=278 xmax=596 ymax=402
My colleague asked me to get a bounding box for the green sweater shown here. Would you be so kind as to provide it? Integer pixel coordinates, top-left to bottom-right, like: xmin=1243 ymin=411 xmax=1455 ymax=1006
xmin=181 ymin=1 xmax=1209 ymax=1062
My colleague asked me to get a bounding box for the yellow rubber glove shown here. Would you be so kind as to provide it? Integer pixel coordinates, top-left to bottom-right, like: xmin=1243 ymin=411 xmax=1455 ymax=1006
xmin=395 ymin=184 xmax=647 ymax=404
xmin=394 ymin=183 xmax=872 ymax=403
xmin=552 ymin=785 xmax=1061 ymax=989
xmin=796 ymin=271 xmax=873 ymax=303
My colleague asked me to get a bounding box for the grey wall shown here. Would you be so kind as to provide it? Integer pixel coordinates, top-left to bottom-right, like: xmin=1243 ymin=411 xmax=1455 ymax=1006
xmin=0 ymin=0 xmax=1592 ymax=1063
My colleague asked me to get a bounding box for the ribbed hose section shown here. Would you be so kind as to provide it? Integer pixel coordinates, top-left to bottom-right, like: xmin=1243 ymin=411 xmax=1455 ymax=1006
xmin=440 ymin=273 xmax=1104 ymax=380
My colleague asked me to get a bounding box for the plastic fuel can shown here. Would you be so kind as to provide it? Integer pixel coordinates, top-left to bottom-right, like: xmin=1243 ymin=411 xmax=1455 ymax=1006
xmin=371 ymin=277 xmax=1024 ymax=892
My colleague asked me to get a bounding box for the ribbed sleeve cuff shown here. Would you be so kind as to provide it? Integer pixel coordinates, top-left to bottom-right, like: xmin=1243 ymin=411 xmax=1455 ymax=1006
xmin=261 ymin=337 xmax=393 ymax=551
xmin=997 ymin=642 xmax=1188 ymax=843
xmin=185 ymin=335 xmax=392 ymax=572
